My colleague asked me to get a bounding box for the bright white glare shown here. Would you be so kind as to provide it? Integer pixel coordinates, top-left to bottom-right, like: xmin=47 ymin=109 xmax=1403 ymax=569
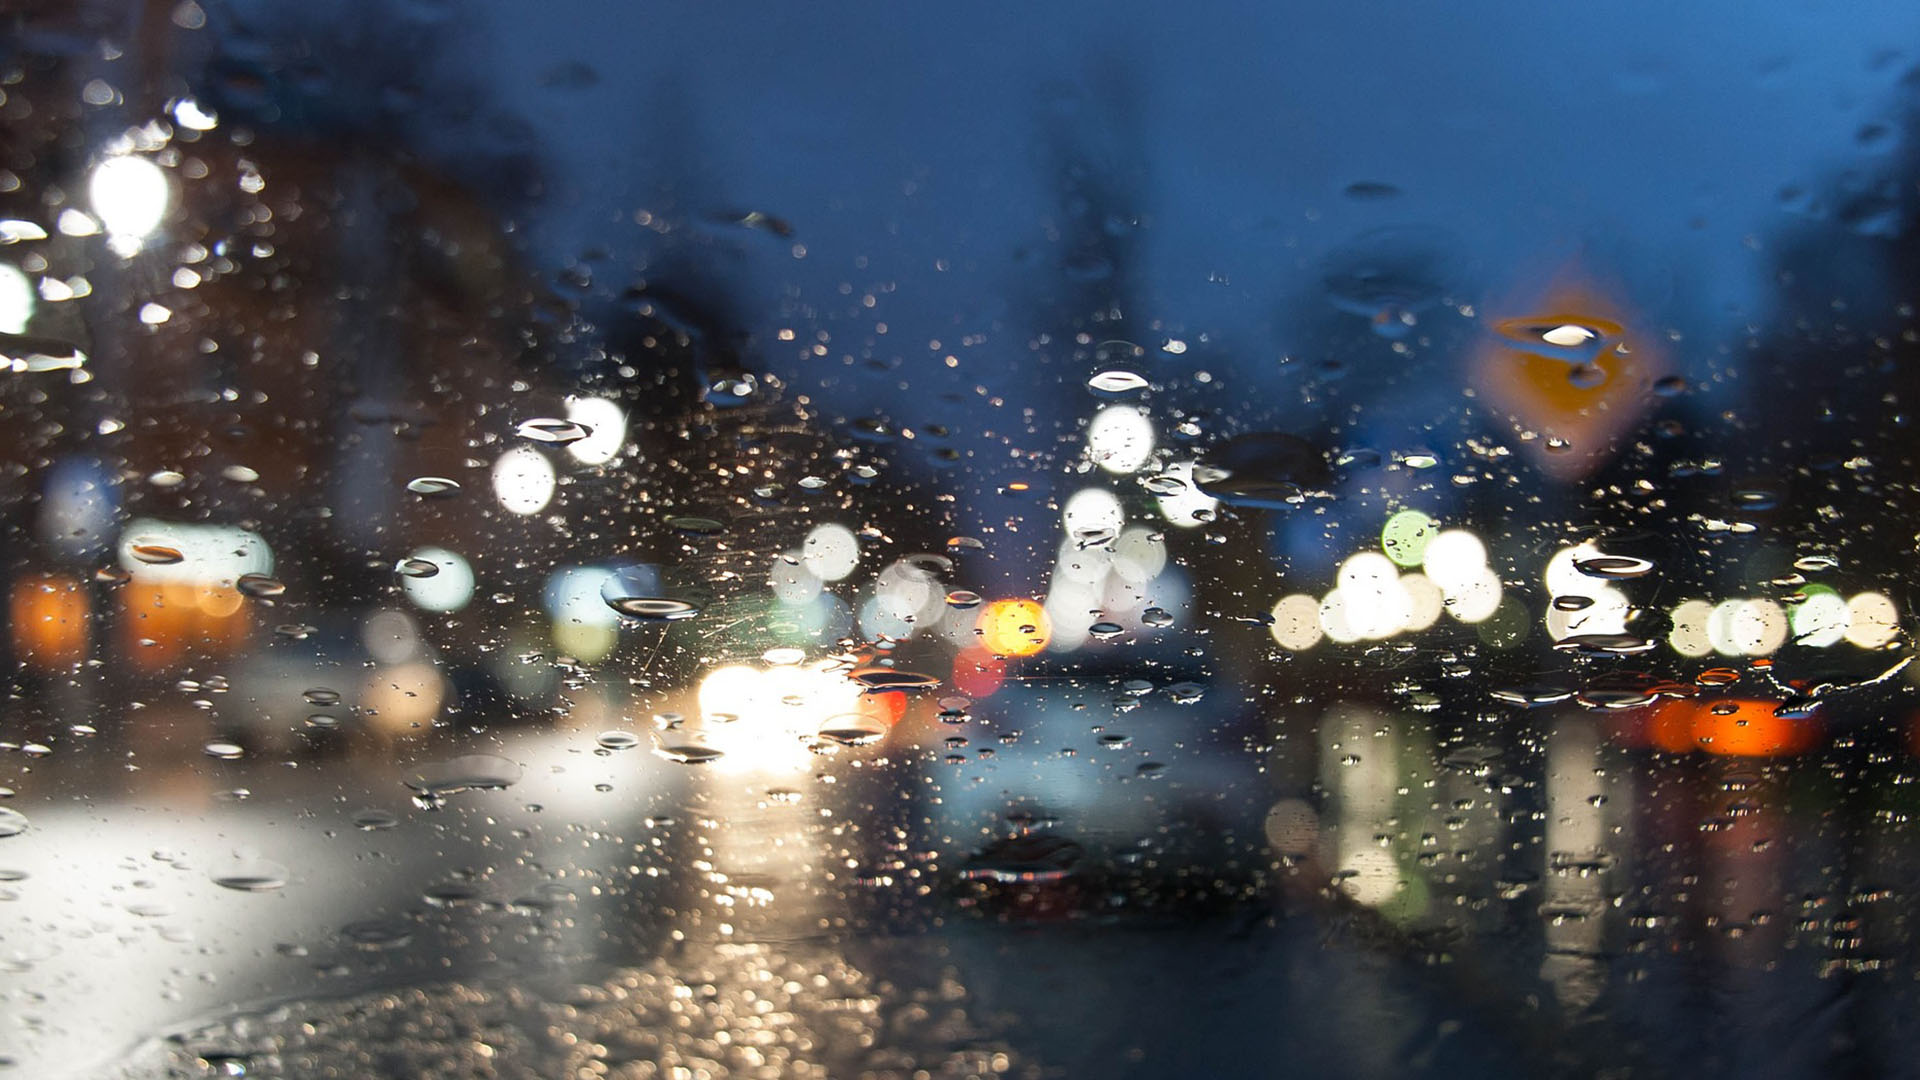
xmin=1151 ymin=460 xmax=1218 ymax=529
xmin=0 ymin=264 xmax=31 ymax=333
xmin=545 ymin=565 xmax=620 ymax=629
xmin=1086 ymin=404 xmax=1155 ymax=474
xmin=1846 ymin=592 xmax=1900 ymax=649
xmin=1541 ymin=324 xmax=1595 ymax=347
xmin=697 ymin=661 xmax=859 ymax=774
xmin=89 ymin=156 xmax=169 ymax=243
xmin=492 ymin=446 xmax=556 ymax=515
xmin=1337 ymin=845 xmax=1403 ymax=908
xmin=1336 ymin=552 xmax=1412 ymax=639
xmin=1062 ymin=486 xmax=1125 ymax=540
xmin=1790 ymin=591 xmax=1850 ymax=649
xmin=802 ymin=523 xmax=859 ymax=581
xmin=1400 ymin=573 xmax=1445 ymax=632
xmin=401 ymin=547 xmax=475 ymax=612
xmin=1709 ymin=598 xmax=1787 ymax=656
xmin=1319 ymin=589 xmax=1361 ymax=644
xmin=1421 ymin=529 xmax=1487 ymax=592
xmin=1270 ymin=594 xmax=1324 ymax=651
xmin=1443 ymin=566 xmax=1503 ymax=623
xmin=171 ymin=97 xmax=218 ymax=131
xmin=117 ymin=519 xmax=270 ymax=586
xmin=1543 ymin=544 xmax=1633 ymax=640
xmin=1669 ymin=599 xmax=1715 ymax=657
xmin=563 ymin=395 xmax=625 ymax=464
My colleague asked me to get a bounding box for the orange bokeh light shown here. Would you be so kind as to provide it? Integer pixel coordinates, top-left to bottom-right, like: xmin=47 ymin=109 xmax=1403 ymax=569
xmin=10 ymin=573 xmax=90 ymax=668
xmin=121 ymin=583 xmax=250 ymax=670
xmin=1690 ymin=697 xmax=1820 ymax=758
xmin=861 ymin=690 xmax=908 ymax=726
xmin=976 ymin=598 xmax=1050 ymax=658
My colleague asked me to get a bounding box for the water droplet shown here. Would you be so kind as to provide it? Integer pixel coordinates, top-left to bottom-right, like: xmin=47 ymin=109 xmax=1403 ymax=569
xmin=396 ymin=557 xmax=441 ymax=578
xmin=1553 ymin=633 xmax=1657 ymax=656
xmin=961 ymin=833 xmax=1084 ymax=883
xmin=817 ymin=713 xmax=888 ymax=747
xmin=1552 ymin=595 xmax=1594 ymax=611
xmin=221 ymin=464 xmax=260 ymax=483
xmin=203 ymin=741 xmax=244 ymax=760
xmin=209 ymin=857 xmax=288 ymax=892
xmin=1490 ymin=684 xmax=1574 ymax=707
xmin=1165 ymin=681 xmax=1205 ymax=704
xmin=605 ymin=595 xmax=702 ymax=621
xmin=1087 ymin=369 xmax=1150 ymax=394
xmin=945 ymin=590 xmax=982 ymax=610
xmin=1652 ymin=375 xmax=1688 ymax=397
xmin=1573 ymin=555 xmax=1655 ymax=580
xmin=0 ymin=809 xmax=28 ymax=838
xmin=406 ymin=476 xmax=461 ymax=497
xmin=340 ymin=919 xmax=412 ymax=949
xmin=1320 ymin=226 xmax=1458 ymax=337
xmin=595 ymin=730 xmax=642 ymax=751
xmin=946 ymin=536 xmax=985 ymax=552
xmin=1140 ymin=607 xmax=1174 ymax=628
xmin=515 ymin=418 xmax=592 ymax=445
xmin=303 ymin=687 xmax=341 ymax=706
xmin=130 ymin=542 xmax=184 ymax=565
xmin=235 ymin=573 xmax=284 ymax=598
xmin=665 ymin=515 xmax=726 ymax=535
xmin=1193 ymin=432 xmax=1329 ymax=509
xmin=1343 ymin=180 xmax=1402 ymax=201
xmin=404 ymin=754 xmax=523 ymax=796
xmin=1793 ymin=555 xmax=1839 ymax=572
xmin=1088 ymin=621 xmax=1125 ymax=639
xmin=653 ymin=740 xmax=726 ymax=764
xmin=1568 ymin=363 xmax=1607 ymax=389
xmin=850 ymin=667 xmax=941 ymax=691
xmin=94 ymin=566 xmax=131 ymax=585
xmin=1492 ymin=317 xmax=1613 ymax=364
xmin=1141 ymin=473 xmax=1187 ymax=495
xmin=351 ymin=808 xmax=398 ymax=831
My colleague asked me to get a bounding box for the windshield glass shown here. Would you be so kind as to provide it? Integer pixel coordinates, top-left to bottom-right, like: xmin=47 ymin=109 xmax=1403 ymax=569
xmin=4 ymin=2 xmax=1920 ymax=1077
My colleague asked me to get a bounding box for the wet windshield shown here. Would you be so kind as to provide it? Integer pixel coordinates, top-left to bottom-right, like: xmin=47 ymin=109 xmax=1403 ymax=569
xmin=4 ymin=1 xmax=1920 ymax=1077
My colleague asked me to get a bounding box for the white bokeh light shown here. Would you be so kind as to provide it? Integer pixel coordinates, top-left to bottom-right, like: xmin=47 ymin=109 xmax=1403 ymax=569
xmin=401 ymin=547 xmax=475 ymax=613
xmin=1846 ymin=592 xmax=1900 ymax=649
xmin=1421 ymin=529 xmax=1487 ymax=592
xmin=1270 ymin=594 xmax=1324 ymax=651
xmin=563 ymin=395 xmax=626 ymax=465
xmin=1086 ymin=404 xmax=1155 ymax=474
xmin=492 ymin=446 xmax=556 ymax=516
xmin=801 ymin=523 xmax=859 ymax=581
xmin=89 ymin=156 xmax=169 ymax=245
xmin=0 ymin=263 xmax=32 ymax=333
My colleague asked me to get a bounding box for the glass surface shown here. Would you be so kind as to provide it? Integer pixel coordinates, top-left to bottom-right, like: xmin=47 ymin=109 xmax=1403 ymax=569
xmin=3 ymin=1 xmax=1920 ymax=1076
